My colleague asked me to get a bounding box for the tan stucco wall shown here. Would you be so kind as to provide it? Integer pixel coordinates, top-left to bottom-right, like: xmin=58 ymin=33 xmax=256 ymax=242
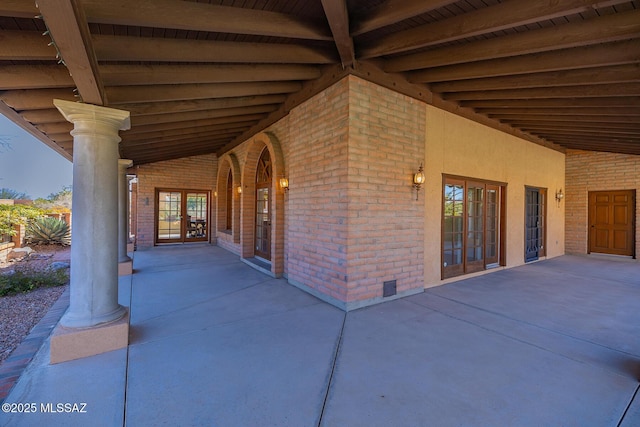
xmin=424 ymin=106 xmax=566 ymax=286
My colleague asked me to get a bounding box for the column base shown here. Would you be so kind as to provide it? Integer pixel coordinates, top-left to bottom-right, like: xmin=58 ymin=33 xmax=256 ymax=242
xmin=118 ymin=259 xmax=133 ymax=276
xmin=127 ymin=242 xmax=134 ymax=252
xmin=50 ymin=311 xmax=129 ymax=364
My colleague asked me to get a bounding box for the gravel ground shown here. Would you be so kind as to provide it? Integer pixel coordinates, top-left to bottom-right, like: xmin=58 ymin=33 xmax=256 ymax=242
xmin=0 ymin=246 xmax=70 ymax=365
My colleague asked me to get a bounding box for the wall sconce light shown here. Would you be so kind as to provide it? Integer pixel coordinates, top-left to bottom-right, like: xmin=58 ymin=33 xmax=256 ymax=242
xmin=279 ymin=177 xmax=289 ymax=192
xmin=555 ymin=188 xmax=564 ymax=206
xmin=413 ymin=163 xmax=426 ymax=200
xmin=237 ymin=186 xmax=242 ymax=194
xmin=214 ymin=191 xmax=218 ymax=198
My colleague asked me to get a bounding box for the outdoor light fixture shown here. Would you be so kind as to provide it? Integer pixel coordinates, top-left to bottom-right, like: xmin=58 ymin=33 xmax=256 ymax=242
xmin=279 ymin=177 xmax=289 ymax=192
xmin=214 ymin=191 xmax=218 ymax=198
xmin=237 ymin=186 xmax=242 ymax=194
xmin=413 ymin=163 xmax=426 ymax=200
xmin=555 ymin=188 xmax=564 ymax=206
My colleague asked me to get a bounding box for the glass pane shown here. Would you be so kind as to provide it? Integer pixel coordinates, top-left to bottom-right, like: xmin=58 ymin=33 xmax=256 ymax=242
xmin=186 ymin=193 xmax=207 ymax=239
xmin=158 ymin=191 xmax=181 ymax=239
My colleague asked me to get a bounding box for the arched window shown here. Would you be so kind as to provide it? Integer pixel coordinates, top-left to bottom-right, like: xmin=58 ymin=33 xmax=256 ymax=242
xmin=226 ymin=169 xmax=233 ymax=231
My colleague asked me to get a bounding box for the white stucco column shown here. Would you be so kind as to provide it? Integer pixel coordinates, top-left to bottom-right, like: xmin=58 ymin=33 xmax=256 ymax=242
xmin=118 ymin=160 xmax=133 ymax=274
xmin=53 ymin=99 xmax=130 ymax=329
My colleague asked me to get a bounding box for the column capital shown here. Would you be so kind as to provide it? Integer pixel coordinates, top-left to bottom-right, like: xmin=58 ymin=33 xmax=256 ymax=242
xmin=118 ymin=159 xmax=133 ymax=170
xmin=53 ymin=99 xmax=131 ymax=134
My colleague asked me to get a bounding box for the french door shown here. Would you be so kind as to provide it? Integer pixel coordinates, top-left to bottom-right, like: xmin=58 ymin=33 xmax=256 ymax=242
xmin=443 ymin=177 xmax=503 ymax=279
xmin=156 ymin=189 xmax=209 ymax=244
xmin=525 ymin=187 xmax=546 ymax=262
xmin=255 ymin=148 xmax=272 ymax=260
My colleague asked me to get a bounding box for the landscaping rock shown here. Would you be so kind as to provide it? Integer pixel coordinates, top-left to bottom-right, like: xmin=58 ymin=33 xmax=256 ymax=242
xmin=7 ymin=247 xmax=33 ymax=261
xmin=48 ymin=261 xmax=70 ymax=271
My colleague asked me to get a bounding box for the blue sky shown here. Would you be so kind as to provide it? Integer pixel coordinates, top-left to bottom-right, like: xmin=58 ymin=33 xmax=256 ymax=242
xmin=0 ymin=114 xmax=73 ymax=199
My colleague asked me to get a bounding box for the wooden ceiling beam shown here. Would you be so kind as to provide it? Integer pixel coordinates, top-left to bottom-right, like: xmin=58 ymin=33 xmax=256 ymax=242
xmin=478 ymin=107 xmax=640 ymax=116
xmin=493 ymin=115 xmax=640 ymax=124
xmin=127 ymin=115 xmax=264 ymax=134
xmin=363 ymin=0 xmax=632 ymax=59
xmin=321 ymin=0 xmax=355 ymax=68
xmin=384 ymin=10 xmax=640 ymax=72
xmin=130 ymin=147 xmax=224 ymax=165
xmin=20 ymin=109 xmax=66 ymax=124
xmin=123 ymin=124 xmax=252 ymax=143
xmin=35 ymin=122 xmax=73 ymax=135
xmin=124 ymin=119 xmax=256 ymax=140
xmin=111 ymin=95 xmax=287 ymax=116
xmin=443 ymin=83 xmax=640 ymax=101
xmin=0 ymin=30 xmax=57 ymax=60
xmin=461 ymin=97 xmax=640 ymax=109
xmin=82 ymin=0 xmax=332 ymax=41
xmin=0 ymin=0 xmax=38 ymax=18
xmin=430 ymin=64 xmax=640 ymax=93
xmin=501 ymin=120 xmax=640 ymax=131
xmin=0 ymin=88 xmax=78 ymax=110
xmin=131 ymin=107 xmax=273 ymax=127
xmin=36 ymin=0 xmax=105 ymax=105
xmin=0 ymin=65 xmax=74 ymax=90
xmin=123 ymin=131 xmax=243 ymax=150
xmin=101 ymin=64 xmax=321 ymax=86
xmin=107 ymin=82 xmax=302 ymax=105
xmin=408 ymin=39 xmax=640 ymax=83
xmin=351 ymin=0 xmax=455 ymax=36
xmin=93 ymin=35 xmax=335 ymax=64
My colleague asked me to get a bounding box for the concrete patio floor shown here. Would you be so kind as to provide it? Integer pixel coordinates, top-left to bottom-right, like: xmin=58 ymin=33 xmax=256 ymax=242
xmin=1 ymin=245 xmax=639 ymax=426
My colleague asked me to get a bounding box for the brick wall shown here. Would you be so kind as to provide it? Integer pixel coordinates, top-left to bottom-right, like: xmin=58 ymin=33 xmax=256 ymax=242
xmin=565 ymin=149 xmax=639 ymax=257
xmin=134 ymin=154 xmax=217 ymax=248
xmin=286 ymin=78 xmax=350 ymax=301
xmin=346 ymin=77 xmax=425 ymax=303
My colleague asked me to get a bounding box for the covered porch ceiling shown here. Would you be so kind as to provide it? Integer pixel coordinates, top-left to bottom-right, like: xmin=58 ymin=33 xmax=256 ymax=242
xmin=0 ymin=0 xmax=638 ymax=165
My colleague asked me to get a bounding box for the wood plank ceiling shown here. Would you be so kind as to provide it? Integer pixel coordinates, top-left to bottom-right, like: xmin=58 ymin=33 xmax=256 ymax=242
xmin=0 ymin=0 xmax=638 ymax=164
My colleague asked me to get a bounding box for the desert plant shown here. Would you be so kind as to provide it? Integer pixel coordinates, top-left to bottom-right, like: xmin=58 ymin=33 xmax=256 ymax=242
xmin=0 ymin=204 xmax=46 ymax=237
xmin=0 ymin=264 xmax=68 ymax=296
xmin=25 ymin=217 xmax=71 ymax=246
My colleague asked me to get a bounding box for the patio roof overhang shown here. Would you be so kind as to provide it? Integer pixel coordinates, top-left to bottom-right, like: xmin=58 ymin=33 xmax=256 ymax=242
xmin=0 ymin=0 xmax=639 ymax=165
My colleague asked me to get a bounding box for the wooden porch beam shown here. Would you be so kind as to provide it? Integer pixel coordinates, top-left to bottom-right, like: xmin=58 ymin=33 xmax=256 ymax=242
xmin=131 ymin=107 xmax=273 ymax=127
xmin=321 ymin=0 xmax=355 ymax=68
xmin=101 ymin=64 xmax=321 ymax=86
xmin=408 ymin=39 xmax=640 ymax=83
xmin=430 ymin=64 xmax=640 ymax=93
xmin=0 ymin=65 xmax=74 ymax=90
xmin=0 ymin=88 xmax=78 ymax=110
xmin=0 ymin=30 xmax=57 ymax=60
xmin=478 ymin=107 xmax=640 ymax=116
xmin=122 ymin=124 xmax=252 ymax=143
xmin=443 ymin=83 xmax=640 ymax=101
xmin=0 ymin=0 xmax=38 ymax=18
xmin=82 ymin=0 xmax=332 ymax=41
xmin=351 ymin=0 xmax=455 ymax=36
xmin=461 ymin=97 xmax=640 ymax=109
xmin=384 ymin=9 xmax=640 ymax=72
xmin=106 ymin=82 xmax=302 ymax=104
xmin=127 ymin=115 xmax=264 ymax=134
xmin=363 ymin=0 xmax=632 ymax=59
xmin=111 ymin=95 xmax=287 ymax=116
xmin=93 ymin=35 xmax=336 ymax=64
xmin=36 ymin=0 xmax=105 ymax=104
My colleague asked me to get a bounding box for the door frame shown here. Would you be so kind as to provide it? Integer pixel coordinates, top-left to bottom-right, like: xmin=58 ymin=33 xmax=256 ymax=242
xmin=155 ymin=188 xmax=210 ymax=245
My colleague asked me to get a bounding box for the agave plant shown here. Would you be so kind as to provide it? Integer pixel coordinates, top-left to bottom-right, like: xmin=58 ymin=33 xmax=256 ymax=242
xmin=26 ymin=217 xmax=71 ymax=246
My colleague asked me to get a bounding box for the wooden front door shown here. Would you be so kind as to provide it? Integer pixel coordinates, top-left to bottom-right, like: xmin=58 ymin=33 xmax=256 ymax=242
xmin=589 ymin=190 xmax=635 ymax=257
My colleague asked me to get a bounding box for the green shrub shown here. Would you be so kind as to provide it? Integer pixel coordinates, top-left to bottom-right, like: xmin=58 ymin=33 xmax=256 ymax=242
xmin=0 ymin=204 xmax=46 ymax=237
xmin=0 ymin=266 xmax=69 ymax=296
xmin=25 ymin=217 xmax=71 ymax=246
